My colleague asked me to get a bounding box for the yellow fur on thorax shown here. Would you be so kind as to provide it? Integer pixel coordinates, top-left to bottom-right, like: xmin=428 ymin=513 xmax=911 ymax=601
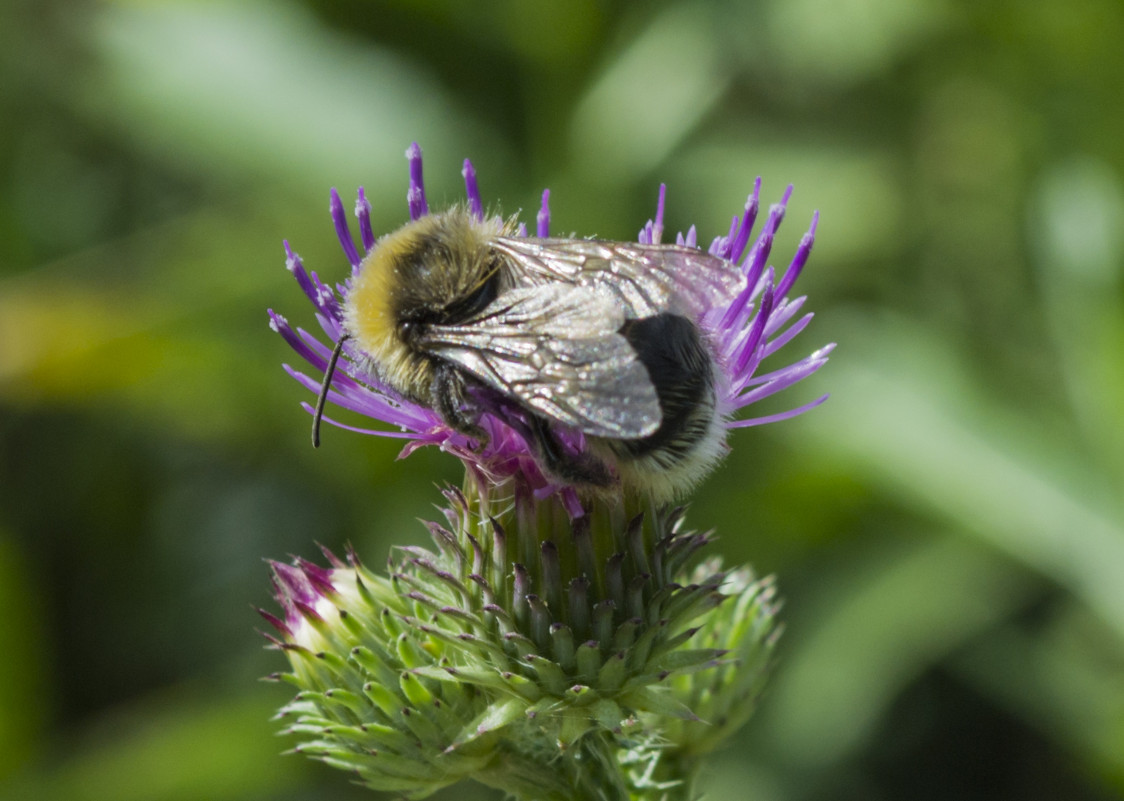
xmin=342 ymin=210 xmax=511 ymax=403
xmin=343 ymin=223 xmax=431 ymax=400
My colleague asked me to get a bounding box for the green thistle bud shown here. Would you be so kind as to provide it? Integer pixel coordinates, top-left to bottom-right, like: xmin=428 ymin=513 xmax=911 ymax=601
xmin=659 ymin=566 xmax=781 ymax=755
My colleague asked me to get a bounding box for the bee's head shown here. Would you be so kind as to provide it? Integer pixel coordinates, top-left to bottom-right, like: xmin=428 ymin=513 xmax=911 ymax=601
xmin=342 ymin=209 xmax=505 ymax=391
xmin=384 ymin=210 xmax=504 ymax=330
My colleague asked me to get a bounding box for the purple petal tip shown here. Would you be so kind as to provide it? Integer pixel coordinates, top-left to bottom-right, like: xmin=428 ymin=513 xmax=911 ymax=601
xmin=536 ymin=190 xmax=551 ymax=238
xmin=407 ymin=144 xmax=428 ymax=219
xmin=462 ymin=159 xmax=483 ymax=220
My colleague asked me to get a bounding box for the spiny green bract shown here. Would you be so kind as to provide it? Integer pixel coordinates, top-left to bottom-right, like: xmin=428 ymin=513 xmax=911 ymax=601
xmin=265 ymin=488 xmax=778 ymax=799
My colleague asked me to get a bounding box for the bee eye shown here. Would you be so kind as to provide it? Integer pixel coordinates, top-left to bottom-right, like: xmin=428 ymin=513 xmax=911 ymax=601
xmin=397 ymin=319 xmax=418 ymax=341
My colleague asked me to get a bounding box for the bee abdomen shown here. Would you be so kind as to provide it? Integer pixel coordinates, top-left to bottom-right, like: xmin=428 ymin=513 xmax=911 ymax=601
xmin=613 ymin=314 xmax=716 ymax=465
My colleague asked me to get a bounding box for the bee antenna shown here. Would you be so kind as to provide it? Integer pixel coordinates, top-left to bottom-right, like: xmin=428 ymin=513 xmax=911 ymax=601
xmin=312 ymin=335 xmax=350 ymax=448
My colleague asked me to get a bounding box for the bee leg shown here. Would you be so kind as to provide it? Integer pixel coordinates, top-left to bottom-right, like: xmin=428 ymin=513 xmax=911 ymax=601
xmin=526 ymin=415 xmax=613 ymax=488
xmin=431 ymin=363 xmax=488 ymax=445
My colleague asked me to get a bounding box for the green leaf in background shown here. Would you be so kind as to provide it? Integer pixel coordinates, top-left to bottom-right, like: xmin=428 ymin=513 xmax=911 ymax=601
xmin=0 ymin=532 xmax=49 ymax=780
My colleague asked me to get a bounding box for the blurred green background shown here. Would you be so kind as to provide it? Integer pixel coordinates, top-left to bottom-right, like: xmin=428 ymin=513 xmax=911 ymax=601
xmin=2 ymin=1 xmax=1123 ymax=799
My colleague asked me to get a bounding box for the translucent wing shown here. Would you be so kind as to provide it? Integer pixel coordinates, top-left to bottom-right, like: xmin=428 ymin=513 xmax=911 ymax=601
xmin=490 ymin=236 xmax=743 ymax=319
xmin=420 ymin=284 xmax=661 ymax=438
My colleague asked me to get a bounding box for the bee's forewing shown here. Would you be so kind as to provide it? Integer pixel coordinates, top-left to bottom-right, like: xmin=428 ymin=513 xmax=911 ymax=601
xmin=423 ymin=284 xmax=661 ymax=439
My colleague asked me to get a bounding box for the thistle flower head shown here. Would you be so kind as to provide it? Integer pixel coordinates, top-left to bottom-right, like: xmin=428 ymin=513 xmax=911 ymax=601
xmin=269 ymin=143 xmax=831 ymax=510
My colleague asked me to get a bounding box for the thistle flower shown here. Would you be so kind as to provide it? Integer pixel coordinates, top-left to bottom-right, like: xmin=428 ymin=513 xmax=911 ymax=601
xmin=265 ymin=145 xmax=828 ymax=800
xmin=268 ymin=143 xmax=832 ymax=509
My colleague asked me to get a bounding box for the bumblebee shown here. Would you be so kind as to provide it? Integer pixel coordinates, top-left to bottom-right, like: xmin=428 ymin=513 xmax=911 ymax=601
xmin=318 ymin=207 xmax=743 ymax=501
